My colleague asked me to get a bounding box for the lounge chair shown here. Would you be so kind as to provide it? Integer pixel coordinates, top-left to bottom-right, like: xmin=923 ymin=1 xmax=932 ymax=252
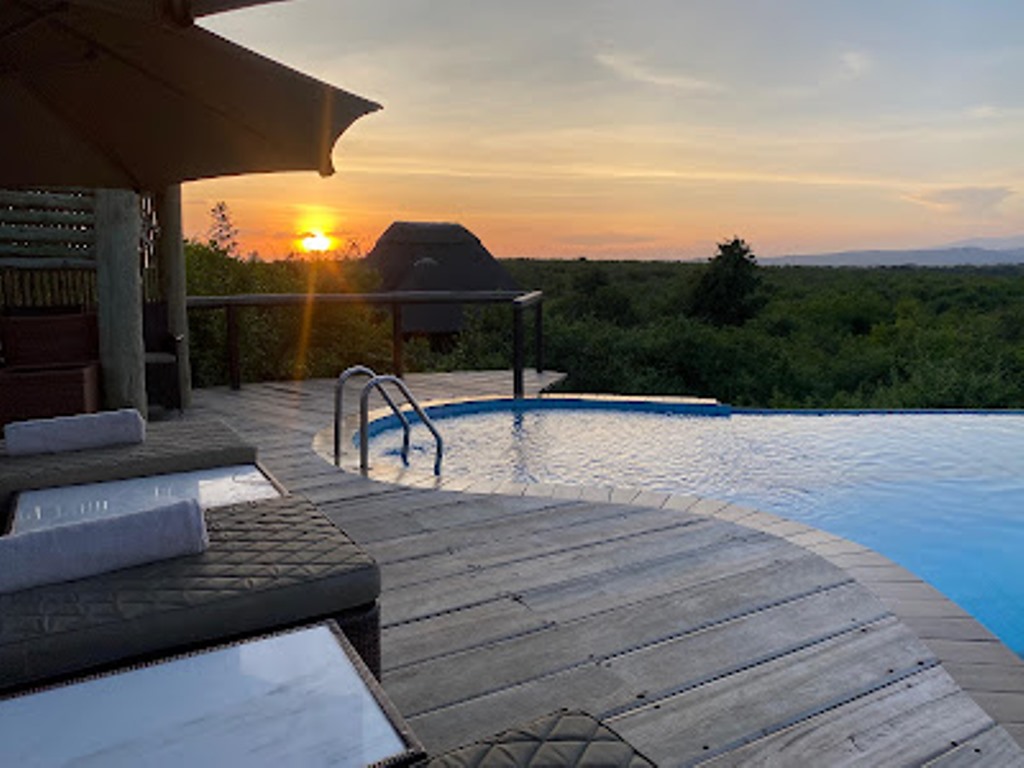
xmin=0 ymin=419 xmax=383 ymax=688
xmin=0 ymin=418 xmax=255 ymax=530
xmin=0 ymin=495 xmax=381 ymax=691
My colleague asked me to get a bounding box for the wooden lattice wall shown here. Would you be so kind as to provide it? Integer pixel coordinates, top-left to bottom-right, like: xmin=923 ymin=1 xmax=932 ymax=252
xmin=0 ymin=189 xmax=96 ymax=311
xmin=0 ymin=189 xmax=159 ymax=311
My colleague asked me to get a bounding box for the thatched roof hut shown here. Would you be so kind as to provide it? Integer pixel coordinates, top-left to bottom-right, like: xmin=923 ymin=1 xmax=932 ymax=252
xmin=363 ymin=222 xmax=519 ymax=335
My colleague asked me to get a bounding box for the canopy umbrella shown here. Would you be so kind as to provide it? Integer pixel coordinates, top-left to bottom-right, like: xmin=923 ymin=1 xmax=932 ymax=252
xmin=0 ymin=0 xmax=381 ymax=416
xmin=86 ymin=1 xmax=290 ymax=25
xmin=69 ymin=1 xmax=289 ymax=25
xmin=0 ymin=0 xmax=381 ymax=190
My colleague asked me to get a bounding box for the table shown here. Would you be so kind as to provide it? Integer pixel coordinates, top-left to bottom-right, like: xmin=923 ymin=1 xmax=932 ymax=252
xmin=12 ymin=464 xmax=280 ymax=533
xmin=0 ymin=621 xmax=423 ymax=767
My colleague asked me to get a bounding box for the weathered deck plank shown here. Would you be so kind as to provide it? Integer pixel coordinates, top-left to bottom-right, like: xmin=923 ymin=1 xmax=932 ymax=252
xmin=381 ymin=546 xmax=839 ymax=671
xmin=381 ymin=504 xmax=709 ymax=589
xmin=406 ymin=608 xmax=912 ymax=754
xmin=607 ymin=618 xmax=937 ymax=765
xmin=387 ymin=577 xmax=869 ymax=717
xmin=186 ymin=373 xmax=1024 ymax=766
xmin=380 ymin=519 xmax=742 ymax=623
xmin=701 ymin=667 xmax=994 ymax=767
xmin=925 ymin=726 xmax=1024 ymax=767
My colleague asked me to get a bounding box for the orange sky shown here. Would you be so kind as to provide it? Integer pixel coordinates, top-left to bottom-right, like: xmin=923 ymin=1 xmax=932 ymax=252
xmin=184 ymin=2 xmax=1024 ymax=261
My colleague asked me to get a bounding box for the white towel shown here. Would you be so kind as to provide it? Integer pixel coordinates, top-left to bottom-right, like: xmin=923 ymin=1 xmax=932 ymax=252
xmin=0 ymin=499 xmax=207 ymax=595
xmin=4 ymin=408 xmax=146 ymax=456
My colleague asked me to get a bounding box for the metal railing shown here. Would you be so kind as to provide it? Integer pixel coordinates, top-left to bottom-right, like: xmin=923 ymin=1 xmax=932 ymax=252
xmin=187 ymin=290 xmax=544 ymax=397
xmin=359 ymin=374 xmax=443 ymax=476
xmin=334 ymin=365 xmax=410 ymax=467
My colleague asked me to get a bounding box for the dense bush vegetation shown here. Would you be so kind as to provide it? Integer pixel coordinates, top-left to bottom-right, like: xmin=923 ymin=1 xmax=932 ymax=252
xmin=184 ymin=238 xmax=1024 ymax=408
xmin=437 ymin=258 xmax=1024 ymax=408
xmin=185 ymin=240 xmax=395 ymax=385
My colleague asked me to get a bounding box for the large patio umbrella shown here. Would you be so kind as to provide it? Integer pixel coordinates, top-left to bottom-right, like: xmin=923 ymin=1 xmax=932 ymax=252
xmin=0 ymin=0 xmax=381 ymax=190
xmin=87 ymin=1 xmax=289 ymax=25
xmin=71 ymin=1 xmax=289 ymax=25
xmin=1 ymin=0 xmax=380 ymax=416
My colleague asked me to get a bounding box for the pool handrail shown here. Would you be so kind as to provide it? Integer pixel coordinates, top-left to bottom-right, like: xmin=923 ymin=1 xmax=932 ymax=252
xmin=334 ymin=366 xmax=411 ymax=467
xmin=359 ymin=375 xmax=443 ymax=476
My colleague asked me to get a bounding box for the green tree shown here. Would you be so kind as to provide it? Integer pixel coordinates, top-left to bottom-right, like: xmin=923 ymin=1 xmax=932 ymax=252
xmin=689 ymin=237 xmax=763 ymax=326
xmin=207 ymin=201 xmax=239 ymax=258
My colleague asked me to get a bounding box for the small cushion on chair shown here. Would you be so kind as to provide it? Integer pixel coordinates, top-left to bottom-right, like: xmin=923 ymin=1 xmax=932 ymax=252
xmin=4 ymin=408 xmax=145 ymax=456
xmin=0 ymin=500 xmax=207 ymax=594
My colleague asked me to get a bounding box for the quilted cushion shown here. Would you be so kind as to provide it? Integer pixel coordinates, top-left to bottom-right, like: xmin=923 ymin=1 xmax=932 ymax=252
xmin=0 ymin=418 xmax=257 ymax=525
xmin=0 ymin=495 xmax=379 ymax=692
xmin=425 ymin=710 xmax=655 ymax=767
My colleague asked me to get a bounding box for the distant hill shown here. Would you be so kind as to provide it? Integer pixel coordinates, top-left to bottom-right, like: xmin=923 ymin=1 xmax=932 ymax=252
xmin=942 ymin=235 xmax=1024 ymax=250
xmin=767 ymin=246 xmax=1024 ymax=267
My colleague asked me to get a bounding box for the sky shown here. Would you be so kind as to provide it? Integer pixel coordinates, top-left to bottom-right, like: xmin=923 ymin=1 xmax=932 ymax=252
xmin=186 ymin=1 xmax=1024 ymax=261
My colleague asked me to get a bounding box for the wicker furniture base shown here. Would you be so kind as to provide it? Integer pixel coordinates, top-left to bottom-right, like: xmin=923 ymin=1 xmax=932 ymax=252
xmin=336 ymin=601 xmax=381 ymax=681
xmin=0 ymin=362 xmax=99 ymax=429
xmin=423 ymin=710 xmax=655 ymax=767
xmin=0 ymin=495 xmax=382 ymax=690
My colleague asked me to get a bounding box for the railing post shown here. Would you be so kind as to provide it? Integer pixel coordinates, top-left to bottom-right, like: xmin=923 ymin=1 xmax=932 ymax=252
xmin=534 ymin=299 xmax=544 ymax=374
xmin=226 ymin=303 xmax=241 ymax=390
xmin=391 ymin=302 xmax=404 ymax=377
xmin=513 ymin=301 xmax=525 ymax=398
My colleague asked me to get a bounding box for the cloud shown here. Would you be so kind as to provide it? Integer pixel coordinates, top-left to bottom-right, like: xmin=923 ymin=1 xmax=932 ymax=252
xmin=903 ymin=186 xmax=1013 ymax=215
xmin=839 ymin=50 xmax=872 ymax=80
xmin=339 ymin=149 xmax=928 ymax=193
xmin=966 ymin=104 xmax=1000 ymax=119
xmin=595 ymin=51 xmax=725 ymax=93
xmin=557 ymin=231 xmax=659 ymax=248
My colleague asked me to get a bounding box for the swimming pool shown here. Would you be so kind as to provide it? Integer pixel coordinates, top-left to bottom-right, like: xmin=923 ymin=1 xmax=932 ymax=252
xmin=365 ymin=397 xmax=1024 ymax=657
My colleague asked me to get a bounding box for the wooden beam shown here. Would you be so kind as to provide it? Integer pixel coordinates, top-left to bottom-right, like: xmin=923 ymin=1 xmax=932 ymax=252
xmin=0 ymin=189 xmax=95 ymax=211
xmin=187 ymin=290 xmax=528 ymax=308
xmin=0 ymin=257 xmax=95 ymax=269
xmin=227 ymin=303 xmax=241 ymax=390
xmin=513 ymin=301 xmax=525 ymax=398
xmin=155 ymin=185 xmax=192 ymax=408
xmin=391 ymin=303 xmax=404 ymax=377
xmin=0 ymin=208 xmax=93 ymax=226
xmin=94 ymin=189 xmax=146 ymax=416
xmin=0 ymin=243 xmax=96 ymax=259
xmin=534 ymin=300 xmax=544 ymax=373
xmin=0 ymin=225 xmax=94 ymax=244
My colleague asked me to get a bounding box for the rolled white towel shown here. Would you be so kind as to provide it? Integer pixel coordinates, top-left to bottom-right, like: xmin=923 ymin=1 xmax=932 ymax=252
xmin=0 ymin=499 xmax=207 ymax=595
xmin=4 ymin=408 xmax=145 ymax=456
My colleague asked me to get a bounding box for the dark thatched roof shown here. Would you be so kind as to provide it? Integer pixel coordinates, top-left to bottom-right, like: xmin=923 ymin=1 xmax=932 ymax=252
xmin=363 ymin=222 xmax=519 ymax=334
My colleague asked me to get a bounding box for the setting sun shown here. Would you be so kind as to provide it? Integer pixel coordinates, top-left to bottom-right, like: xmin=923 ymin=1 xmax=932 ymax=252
xmin=300 ymin=230 xmax=332 ymax=253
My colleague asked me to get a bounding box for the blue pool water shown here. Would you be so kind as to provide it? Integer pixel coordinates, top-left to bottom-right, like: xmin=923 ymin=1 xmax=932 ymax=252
xmin=367 ymin=398 xmax=1024 ymax=657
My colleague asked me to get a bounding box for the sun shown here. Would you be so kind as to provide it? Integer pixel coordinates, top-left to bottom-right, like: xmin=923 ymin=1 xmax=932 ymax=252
xmin=300 ymin=230 xmax=332 ymax=253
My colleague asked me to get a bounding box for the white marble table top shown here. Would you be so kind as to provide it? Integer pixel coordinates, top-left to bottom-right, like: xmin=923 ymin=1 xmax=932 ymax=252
xmin=12 ymin=464 xmax=281 ymax=533
xmin=0 ymin=624 xmax=414 ymax=768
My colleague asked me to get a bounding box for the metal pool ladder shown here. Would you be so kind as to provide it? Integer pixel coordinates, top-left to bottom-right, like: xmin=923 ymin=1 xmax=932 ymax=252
xmin=334 ymin=366 xmax=443 ymax=476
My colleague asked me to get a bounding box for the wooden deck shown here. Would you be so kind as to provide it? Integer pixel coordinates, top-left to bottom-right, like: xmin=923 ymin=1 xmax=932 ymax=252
xmin=189 ymin=372 xmax=1024 ymax=766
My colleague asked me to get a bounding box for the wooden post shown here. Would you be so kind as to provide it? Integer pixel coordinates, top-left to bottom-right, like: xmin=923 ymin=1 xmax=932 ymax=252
xmin=534 ymin=299 xmax=544 ymax=374
xmin=155 ymin=185 xmax=192 ymax=407
xmin=391 ymin=303 xmax=404 ymax=377
xmin=94 ymin=189 xmax=147 ymax=416
xmin=227 ymin=303 xmax=241 ymax=390
xmin=513 ymin=301 xmax=525 ymax=398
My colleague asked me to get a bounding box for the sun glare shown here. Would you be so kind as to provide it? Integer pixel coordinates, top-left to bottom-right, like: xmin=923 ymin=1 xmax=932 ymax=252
xmin=300 ymin=230 xmax=332 ymax=253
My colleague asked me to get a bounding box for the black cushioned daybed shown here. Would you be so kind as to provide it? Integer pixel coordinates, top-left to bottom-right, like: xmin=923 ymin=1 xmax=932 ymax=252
xmin=0 ymin=419 xmax=382 ymax=690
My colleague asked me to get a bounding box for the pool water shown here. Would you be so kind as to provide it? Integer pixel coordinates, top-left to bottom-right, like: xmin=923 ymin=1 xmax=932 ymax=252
xmin=367 ymin=401 xmax=1024 ymax=657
